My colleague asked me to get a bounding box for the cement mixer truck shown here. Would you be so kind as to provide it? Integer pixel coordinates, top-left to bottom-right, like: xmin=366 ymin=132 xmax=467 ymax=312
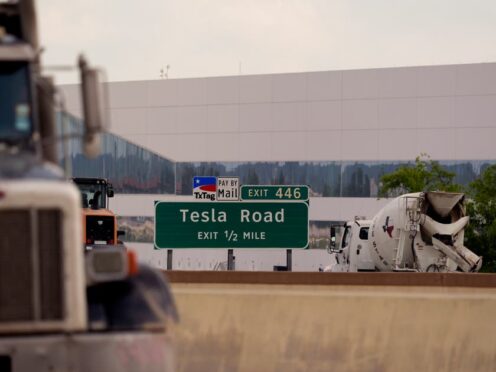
xmin=326 ymin=191 xmax=483 ymax=273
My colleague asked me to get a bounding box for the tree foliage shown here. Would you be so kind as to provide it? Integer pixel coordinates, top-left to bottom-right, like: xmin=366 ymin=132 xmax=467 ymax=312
xmin=379 ymin=156 xmax=496 ymax=272
xmin=465 ymin=164 xmax=496 ymax=272
xmin=378 ymin=154 xmax=461 ymax=197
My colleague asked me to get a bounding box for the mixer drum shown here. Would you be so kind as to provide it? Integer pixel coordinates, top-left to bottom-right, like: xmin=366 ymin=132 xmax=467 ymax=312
xmin=369 ymin=192 xmax=475 ymax=272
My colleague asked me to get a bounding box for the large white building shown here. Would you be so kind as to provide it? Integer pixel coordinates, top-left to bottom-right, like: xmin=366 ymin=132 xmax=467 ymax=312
xmin=62 ymin=62 xmax=496 ymax=270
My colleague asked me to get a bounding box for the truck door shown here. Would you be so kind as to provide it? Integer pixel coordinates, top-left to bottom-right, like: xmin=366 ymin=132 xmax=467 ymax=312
xmin=354 ymin=225 xmax=375 ymax=271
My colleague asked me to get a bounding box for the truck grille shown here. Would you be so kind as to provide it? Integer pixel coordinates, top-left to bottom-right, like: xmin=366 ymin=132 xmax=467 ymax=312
xmin=0 ymin=209 xmax=64 ymax=323
xmin=86 ymin=215 xmax=114 ymax=243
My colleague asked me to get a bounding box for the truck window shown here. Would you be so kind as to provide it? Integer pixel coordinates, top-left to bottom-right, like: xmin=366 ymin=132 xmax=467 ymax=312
xmin=0 ymin=62 xmax=33 ymax=144
xmin=359 ymin=227 xmax=369 ymax=240
xmin=76 ymin=183 xmax=107 ymax=209
xmin=342 ymin=226 xmax=351 ymax=248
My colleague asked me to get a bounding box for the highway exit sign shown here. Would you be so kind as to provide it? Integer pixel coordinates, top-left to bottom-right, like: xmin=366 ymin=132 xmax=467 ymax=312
xmin=154 ymin=201 xmax=308 ymax=249
xmin=241 ymin=185 xmax=309 ymax=201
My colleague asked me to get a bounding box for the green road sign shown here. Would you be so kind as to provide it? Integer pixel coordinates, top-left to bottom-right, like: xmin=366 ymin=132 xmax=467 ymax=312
xmin=241 ymin=185 xmax=309 ymax=201
xmin=154 ymin=201 xmax=308 ymax=249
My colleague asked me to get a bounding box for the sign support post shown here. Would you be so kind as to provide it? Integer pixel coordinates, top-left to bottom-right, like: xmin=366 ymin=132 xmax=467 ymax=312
xmin=227 ymin=249 xmax=234 ymax=271
xmin=167 ymin=249 xmax=173 ymax=270
xmin=286 ymin=249 xmax=292 ymax=271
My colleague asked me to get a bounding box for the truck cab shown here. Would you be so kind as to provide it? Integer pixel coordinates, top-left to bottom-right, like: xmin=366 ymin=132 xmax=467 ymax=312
xmin=0 ymin=60 xmax=34 ymax=150
xmin=0 ymin=11 xmax=36 ymax=158
xmin=326 ymin=219 xmax=375 ymax=272
xmin=72 ymin=177 xmax=122 ymax=246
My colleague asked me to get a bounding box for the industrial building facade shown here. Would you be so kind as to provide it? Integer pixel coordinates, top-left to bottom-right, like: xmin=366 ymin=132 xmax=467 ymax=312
xmin=62 ymin=62 xmax=496 ymax=270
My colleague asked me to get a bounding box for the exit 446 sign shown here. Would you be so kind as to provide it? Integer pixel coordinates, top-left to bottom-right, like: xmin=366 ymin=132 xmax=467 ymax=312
xmin=241 ymin=185 xmax=309 ymax=201
xmin=154 ymin=202 xmax=308 ymax=249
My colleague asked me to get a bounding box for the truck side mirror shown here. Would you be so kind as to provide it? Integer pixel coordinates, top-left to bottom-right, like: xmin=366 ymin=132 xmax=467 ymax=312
xmin=328 ymin=225 xmax=344 ymax=254
xmin=107 ymin=184 xmax=114 ymax=198
xmin=79 ymin=55 xmax=107 ymax=158
xmin=328 ymin=226 xmax=342 ymax=254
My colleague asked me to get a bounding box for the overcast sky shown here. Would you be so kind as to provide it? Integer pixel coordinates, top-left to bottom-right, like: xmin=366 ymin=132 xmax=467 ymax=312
xmin=38 ymin=0 xmax=496 ymax=84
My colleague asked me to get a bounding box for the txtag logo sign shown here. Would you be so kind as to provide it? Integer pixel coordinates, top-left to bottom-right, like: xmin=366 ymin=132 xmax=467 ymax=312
xmin=193 ymin=176 xmax=217 ymax=201
xmin=193 ymin=176 xmax=240 ymax=201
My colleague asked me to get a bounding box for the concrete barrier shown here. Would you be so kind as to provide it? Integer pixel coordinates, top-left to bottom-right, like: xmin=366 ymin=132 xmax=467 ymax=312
xmin=166 ymin=270 xmax=496 ymax=287
xmin=169 ymin=273 xmax=496 ymax=372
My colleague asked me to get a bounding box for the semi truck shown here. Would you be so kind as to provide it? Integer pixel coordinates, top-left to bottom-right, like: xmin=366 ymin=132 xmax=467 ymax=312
xmin=325 ymin=191 xmax=483 ymax=273
xmin=0 ymin=1 xmax=177 ymax=371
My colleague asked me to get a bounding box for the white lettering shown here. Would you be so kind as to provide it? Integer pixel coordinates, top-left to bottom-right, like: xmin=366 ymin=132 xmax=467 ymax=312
xmin=181 ymin=208 xmax=228 ymax=223
xmin=180 ymin=209 xmax=189 ymax=222
xmin=241 ymin=209 xmax=250 ymax=222
xmin=240 ymin=208 xmax=285 ymax=223
xmin=275 ymin=209 xmax=285 ymax=222
xmin=243 ymin=232 xmax=266 ymax=240
xmin=263 ymin=212 xmax=273 ymax=223
xmin=198 ymin=231 xmax=218 ymax=240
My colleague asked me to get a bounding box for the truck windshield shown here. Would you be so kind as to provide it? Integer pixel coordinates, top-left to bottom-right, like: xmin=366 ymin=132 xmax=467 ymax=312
xmin=342 ymin=226 xmax=351 ymax=248
xmin=0 ymin=62 xmax=33 ymax=144
xmin=76 ymin=183 xmax=107 ymax=209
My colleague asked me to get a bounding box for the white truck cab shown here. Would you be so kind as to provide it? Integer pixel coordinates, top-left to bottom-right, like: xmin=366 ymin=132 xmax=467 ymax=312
xmin=325 ymin=219 xmax=375 ymax=272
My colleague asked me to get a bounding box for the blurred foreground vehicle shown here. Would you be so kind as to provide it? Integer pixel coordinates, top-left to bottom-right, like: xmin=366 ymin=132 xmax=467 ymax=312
xmin=0 ymin=1 xmax=177 ymax=371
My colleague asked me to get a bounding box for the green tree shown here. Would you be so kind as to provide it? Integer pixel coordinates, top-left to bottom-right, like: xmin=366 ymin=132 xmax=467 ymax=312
xmin=378 ymin=154 xmax=461 ymax=197
xmin=379 ymin=155 xmax=496 ymax=272
xmin=465 ymin=164 xmax=496 ymax=272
